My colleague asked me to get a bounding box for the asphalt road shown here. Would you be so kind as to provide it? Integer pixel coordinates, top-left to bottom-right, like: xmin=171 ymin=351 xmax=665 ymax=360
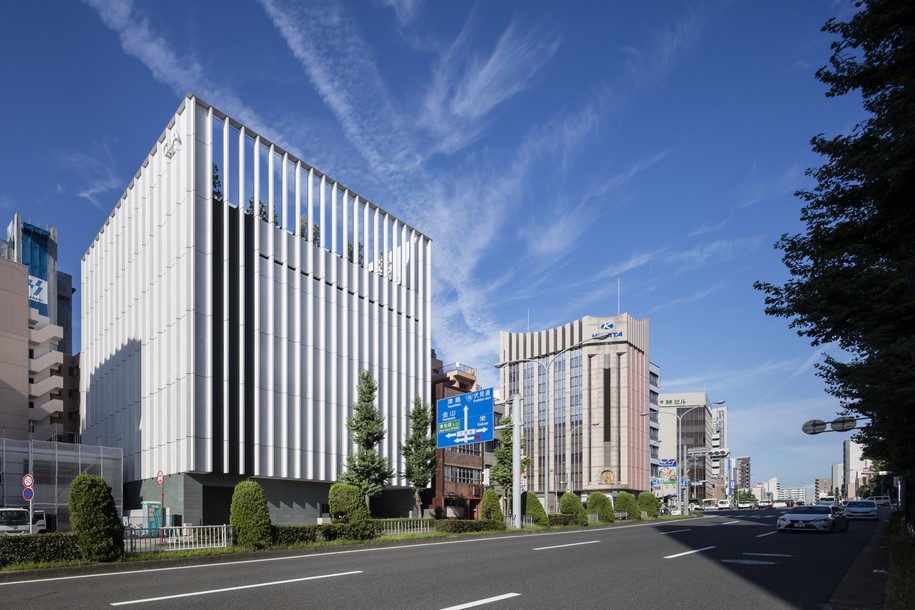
xmin=0 ymin=509 xmax=882 ymax=609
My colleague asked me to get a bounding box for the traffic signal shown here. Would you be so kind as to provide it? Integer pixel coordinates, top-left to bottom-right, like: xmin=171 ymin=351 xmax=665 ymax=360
xmin=708 ymin=450 xmax=730 ymax=459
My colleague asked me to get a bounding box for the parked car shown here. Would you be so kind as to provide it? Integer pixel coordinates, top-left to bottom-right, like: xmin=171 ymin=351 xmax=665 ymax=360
xmin=776 ymin=505 xmax=849 ymax=533
xmin=717 ymin=499 xmax=731 ymax=509
xmin=844 ymin=499 xmax=878 ymax=520
xmin=773 ymin=501 xmax=788 ymax=509
xmin=869 ymin=496 xmax=892 ymax=507
xmin=737 ymin=500 xmax=755 ymax=509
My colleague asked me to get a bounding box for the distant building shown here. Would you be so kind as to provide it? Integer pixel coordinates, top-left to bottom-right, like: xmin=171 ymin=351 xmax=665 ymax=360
xmin=734 ymin=456 xmax=751 ymax=491
xmin=815 ymin=477 xmax=834 ymax=499
xmin=844 ymin=440 xmax=871 ymax=499
xmin=646 ymin=363 xmax=661 ymax=483
xmin=832 ymin=463 xmax=844 ymax=498
xmin=657 ymin=392 xmax=717 ymax=502
xmin=497 ymin=314 xmax=652 ymax=511
xmin=780 ymin=486 xmax=807 ymax=503
xmin=0 ymin=214 xmax=78 ymax=442
xmin=710 ymin=406 xmax=728 ymax=478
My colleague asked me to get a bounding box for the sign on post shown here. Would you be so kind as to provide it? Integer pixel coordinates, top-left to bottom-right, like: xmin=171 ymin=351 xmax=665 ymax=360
xmin=436 ymin=388 xmax=495 ymax=449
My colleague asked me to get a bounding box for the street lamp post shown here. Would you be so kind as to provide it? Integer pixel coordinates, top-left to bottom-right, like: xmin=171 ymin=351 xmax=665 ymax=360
xmin=566 ymin=422 xmax=599 ymax=492
xmin=496 ymin=332 xmax=610 ymax=515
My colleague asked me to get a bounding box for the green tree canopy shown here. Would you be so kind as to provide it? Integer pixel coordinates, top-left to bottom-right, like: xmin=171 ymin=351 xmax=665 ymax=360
xmin=402 ymin=396 xmax=437 ymax=517
xmin=490 ymin=415 xmax=532 ymax=512
xmin=754 ymin=0 xmax=915 ymax=480
xmin=340 ymin=370 xmax=394 ymax=506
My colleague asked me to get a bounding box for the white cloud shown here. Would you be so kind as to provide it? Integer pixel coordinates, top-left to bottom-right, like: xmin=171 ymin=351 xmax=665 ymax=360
xmin=59 ymin=145 xmax=121 ymax=210
xmin=378 ymin=0 xmax=423 ymax=26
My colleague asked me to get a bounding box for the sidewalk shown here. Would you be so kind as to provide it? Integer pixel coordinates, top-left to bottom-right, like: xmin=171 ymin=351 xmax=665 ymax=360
xmin=825 ymin=517 xmax=891 ymax=609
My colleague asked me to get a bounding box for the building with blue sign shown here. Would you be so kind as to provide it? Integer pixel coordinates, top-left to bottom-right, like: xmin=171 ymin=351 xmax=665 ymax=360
xmin=497 ymin=313 xmax=652 ymax=511
xmin=0 ymin=214 xmax=79 ymax=443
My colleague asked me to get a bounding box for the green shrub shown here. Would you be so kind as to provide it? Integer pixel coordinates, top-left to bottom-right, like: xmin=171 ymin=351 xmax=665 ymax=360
xmin=0 ymin=532 xmax=81 ymax=567
xmin=614 ymin=491 xmax=641 ymax=520
xmin=229 ymin=480 xmax=274 ymax=548
xmin=69 ymin=473 xmax=124 ymax=562
xmin=434 ymin=519 xmax=504 ymax=533
xmin=328 ymin=482 xmax=375 ymax=540
xmin=886 ymin=514 xmax=915 ymax=607
xmin=522 ymin=491 xmax=549 ymax=527
xmin=638 ymin=492 xmax=661 ymax=518
xmin=548 ymin=513 xmax=580 ymax=527
xmin=272 ymin=525 xmax=320 ymax=546
xmin=586 ymin=492 xmax=615 ymax=523
xmin=480 ymin=489 xmax=504 ymax=522
xmin=559 ymin=491 xmax=588 ymax=526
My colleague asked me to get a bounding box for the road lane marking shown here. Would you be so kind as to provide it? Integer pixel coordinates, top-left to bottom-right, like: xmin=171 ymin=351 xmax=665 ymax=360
xmin=744 ymin=553 xmax=790 ymax=557
xmin=533 ymin=540 xmax=600 ymax=551
xmin=441 ymin=593 xmax=521 ymax=609
xmin=664 ymin=546 xmax=715 ymax=559
xmin=755 ymin=531 xmax=778 ymax=538
xmin=659 ymin=529 xmax=691 ymax=535
xmin=110 ymin=571 xmax=362 ymax=606
xmin=721 ymin=559 xmax=775 ymax=565
xmin=721 ymin=520 xmax=741 ymax=525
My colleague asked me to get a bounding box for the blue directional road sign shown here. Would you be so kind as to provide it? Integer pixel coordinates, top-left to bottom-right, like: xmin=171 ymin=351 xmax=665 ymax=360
xmin=436 ymin=388 xmax=495 ymax=449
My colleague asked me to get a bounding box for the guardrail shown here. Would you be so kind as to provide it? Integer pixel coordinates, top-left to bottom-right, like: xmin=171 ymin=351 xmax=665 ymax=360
xmin=375 ymin=518 xmax=435 ymax=536
xmin=124 ymin=524 xmax=231 ymax=554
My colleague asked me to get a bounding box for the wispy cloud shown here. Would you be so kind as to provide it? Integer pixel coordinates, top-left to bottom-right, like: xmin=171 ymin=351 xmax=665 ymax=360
xmin=662 ymin=235 xmax=766 ymax=273
xmin=59 ymin=144 xmax=121 ymax=210
xmin=421 ymin=18 xmax=560 ymax=154
xmin=621 ymin=10 xmax=703 ymax=94
xmin=0 ymin=195 xmax=14 ymax=212
xmin=85 ymin=0 xmax=293 ymax=155
xmin=648 ymin=282 xmax=727 ymax=313
xmin=259 ymin=0 xmax=421 ymax=176
xmin=378 ymin=0 xmax=423 ymax=27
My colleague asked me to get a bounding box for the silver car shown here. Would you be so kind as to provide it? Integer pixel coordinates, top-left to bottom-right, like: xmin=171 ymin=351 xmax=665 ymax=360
xmin=845 ymin=499 xmax=878 ymax=520
xmin=776 ymin=504 xmax=849 ymax=533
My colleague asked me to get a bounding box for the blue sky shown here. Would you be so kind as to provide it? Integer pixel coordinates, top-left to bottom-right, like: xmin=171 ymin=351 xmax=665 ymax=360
xmin=0 ymin=1 xmax=866 ymax=489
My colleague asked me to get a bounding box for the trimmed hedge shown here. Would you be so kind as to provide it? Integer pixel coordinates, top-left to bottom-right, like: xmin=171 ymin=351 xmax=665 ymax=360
xmin=586 ymin=492 xmax=615 ymax=523
xmin=433 ymin=519 xmax=504 ymax=534
xmin=230 ymin=480 xmax=274 ymax=548
xmin=0 ymin=532 xmax=81 ymax=568
xmin=522 ymin=491 xmax=549 ymax=527
xmin=69 ymin=473 xmax=124 ymax=562
xmin=638 ymin=492 xmax=661 ymax=518
xmin=614 ymin=491 xmax=641 ymax=520
xmin=480 ymin=489 xmax=504 ymax=522
xmin=328 ymin=482 xmax=375 ymax=540
xmin=547 ymin=513 xmax=580 ymax=527
xmin=559 ymin=491 xmax=588 ymax=526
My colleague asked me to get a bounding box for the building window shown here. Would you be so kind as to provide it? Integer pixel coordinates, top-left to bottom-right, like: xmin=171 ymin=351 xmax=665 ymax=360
xmin=446 ymin=444 xmax=481 ymax=456
xmin=444 ymin=466 xmax=481 ymax=484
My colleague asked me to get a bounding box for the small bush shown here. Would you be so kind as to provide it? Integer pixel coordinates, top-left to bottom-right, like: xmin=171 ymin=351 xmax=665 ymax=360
xmin=638 ymin=492 xmax=661 ymax=518
xmin=273 ymin=525 xmax=319 ymax=546
xmin=614 ymin=491 xmax=641 ymax=520
xmin=230 ymin=480 xmax=274 ymax=548
xmin=480 ymin=489 xmax=504 ymax=522
xmin=328 ymin=482 xmax=375 ymax=540
xmin=434 ymin=519 xmax=504 ymax=534
xmin=69 ymin=473 xmax=124 ymax=562
xmin=559 ymin=491 xmax=588 ymax=526
xmin=522 ymin=491 xmax=550 ymax=527
xmin=548 ymin=513 xmax=580 ymax=527
xmin=586 ymin=492 xmax=615 ymax=523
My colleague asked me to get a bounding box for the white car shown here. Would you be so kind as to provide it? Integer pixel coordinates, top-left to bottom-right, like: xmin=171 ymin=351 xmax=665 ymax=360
xmin=869 ymin=496 xmax=892 ymax=507
xmin=845 ymin=500 xmax=878 ymax=520
xmin=773 ymin=501 xmax=788 ymax=509
xmin=776 ymin=505 xmax=849 ymax=533
xmin=737 ymin=501 xmax=755 ymax=509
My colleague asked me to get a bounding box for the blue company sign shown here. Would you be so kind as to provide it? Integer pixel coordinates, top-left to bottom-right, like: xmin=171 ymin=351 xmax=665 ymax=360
xmin=436 ymin=388 xmax=495 ymax=449
xmin=592 ymin=322 xmax=623 ymax=339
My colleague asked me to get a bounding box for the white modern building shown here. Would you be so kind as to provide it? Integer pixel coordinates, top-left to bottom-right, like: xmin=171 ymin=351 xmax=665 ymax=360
xmin=710 ymin=405 xmax=728 ymax=478
xmin=81 ymin=95 xmax=432 ymax=525
xmin=657 ymin=392 xmax=718 ymax=502
xmin=497 ymin=314 xmax=651 ymax=511
xmin=832 ymin=462 xmax=843 ymax=498
xmin=844 ymin=440 xmax=871 ymax=499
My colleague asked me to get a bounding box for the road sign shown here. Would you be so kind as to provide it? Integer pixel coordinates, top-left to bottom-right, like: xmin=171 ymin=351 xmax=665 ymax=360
xmin=23 ymin=487 xmax=34 ymax=501
xmin=157 ymin=471 xmax=164 ymax=486
xmin=436 ymin=388 xmax=495 ymax=449
xmin=22 ymin=474 xmax=34 ymax=488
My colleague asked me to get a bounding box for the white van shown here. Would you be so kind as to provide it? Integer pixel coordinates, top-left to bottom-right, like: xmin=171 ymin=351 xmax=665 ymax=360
xmin=717 ymin=499 xmax=731 ymax=509
xmin=869 ymin=496 xmax=892 ymax=507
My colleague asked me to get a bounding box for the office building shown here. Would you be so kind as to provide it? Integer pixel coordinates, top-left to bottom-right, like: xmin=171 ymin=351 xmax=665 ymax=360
xmin=497 ymin=313 xmax=651 ymax=511
xmin=734 ymin=456 xmax=751 ymax=491
xmin=657 ymin=392 xmax=717 ymax=501
xmin=832 ymin=463 xmax=843 ymax=498
xmin=646 ymin=363 xmax=661 ymax=482
xmin=815 ymin=477 xmax=834 ymax=499
xmin=710 ymin=406 xmax=728 ymax=478
xmin=81 ymin=95 xmax=432 ymax=525
xmin=844 ymin=440 xmax=871 ymax=499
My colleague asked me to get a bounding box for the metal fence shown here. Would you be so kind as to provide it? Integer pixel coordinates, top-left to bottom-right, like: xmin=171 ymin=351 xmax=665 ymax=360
xmin=375 ymin=518 xmax=435 ymax=536
xmin=505 ymin=515 xmax=536 ymax=528
xmin=124 ymin=524 xmax=231 ymax=554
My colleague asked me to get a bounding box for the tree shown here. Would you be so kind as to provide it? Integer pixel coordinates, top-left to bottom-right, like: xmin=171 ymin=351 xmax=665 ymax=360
xmin=753 ymin=1 xmax=915 ymax=485
xmin=340 ymin=370 xmax=394 ymax=507
xmin=402 ymin=396 xmax=437 ymax=517
xmin=230 ymin=479 xmax=274 ymax=548
xmin=615 ymin=491 xmax=641 ymax=520
xmin=212 ymin=163 xmax=224 ymax=204
xmin=522 ymin=491 xmax=549 ymax=527
xmin=68 ymin=473 xmax=123 ymax=562
xmin=489 ymin=415 xmax=532 ymax=516
xmin=638 ymin=492 xmax=661 ymax=518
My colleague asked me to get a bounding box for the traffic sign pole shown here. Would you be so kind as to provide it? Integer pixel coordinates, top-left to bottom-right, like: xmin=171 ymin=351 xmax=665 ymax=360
xmin=23 ymin=473 xmax=34 ymax=534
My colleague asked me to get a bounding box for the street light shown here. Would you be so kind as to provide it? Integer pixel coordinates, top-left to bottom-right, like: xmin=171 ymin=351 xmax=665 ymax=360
xmin=496 ymin=332 xmax=611 ymax=515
